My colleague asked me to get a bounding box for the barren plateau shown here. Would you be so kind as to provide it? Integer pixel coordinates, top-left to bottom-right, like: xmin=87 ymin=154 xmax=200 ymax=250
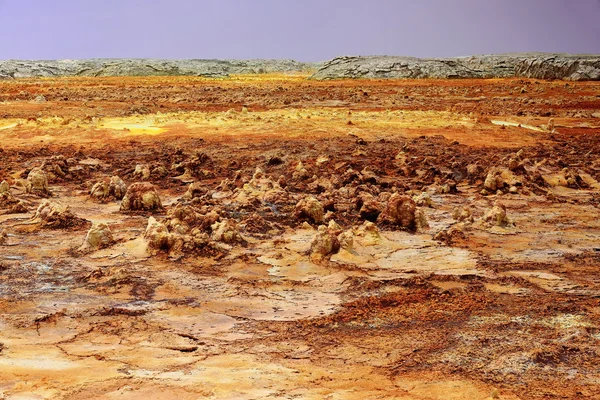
xmin=0 ymin=70 xmax=600 ymax=399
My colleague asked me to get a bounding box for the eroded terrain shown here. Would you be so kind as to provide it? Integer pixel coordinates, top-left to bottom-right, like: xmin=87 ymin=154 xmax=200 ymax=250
xmin=0 ymin=75 xmax=600 ymax=399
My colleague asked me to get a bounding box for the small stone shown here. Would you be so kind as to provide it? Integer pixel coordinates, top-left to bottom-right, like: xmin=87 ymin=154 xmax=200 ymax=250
xmin=413 ymin=192 xmax=433 ymax=207
xmin=9 ymin=201 xmax=28 ymax=214
xmin=310 ymin=225 xmax=340 ymax=259
xmin=32 ymin=199 xmax=85 ymax=228
xmin=483 ymin=202 xmax=511 ymax=227
xmin=133 ymin=164 xmax=151 ymax=181
xmin=145 ymin=216 xmax=173 ymax=254
xmin=80 ymin=222 xmax=115 ymax=251
xmin=26 ymin=167 xmax=49 ymax=196
xmin=358 ymin=193 xmax=382 ymax=222
xmin=315 ymin=156 xmax=330 ymax=167
xmin=210 ymin=219 xmax=244 ymax=244
xmin=300 ymin=221 xmax=314 ymax=230
xmin=378 ymin=193 xmax=418 ymax=231
xmin=433 ymin=225 xmax=466 ymax=244
xmin=338 ymin=230 xmax=354 ymax=250
xmin=415 ymin=209 xmax=429 ymax=231
xmin=292 ymin=161 xmax=310 ymax=180
xmin=152 ymin=165 xmax=169 ymax=178
xmin=294 ymin=197 xmax=324 ymax=224
xmin=0 ymin=181 xmax=9 ymax=195
xmin=327 ymin=220 xmax=342 ymax=232
xmin=452 ymin=207 xmax=473 ymax=223
xmin=484 ymin=168 xmax=505 ymax=192
xmin=109 ymin=176 xmax=127 ymax=200
xmin=90 ymin=176 xmax=127 ymax=202
xmin=466 ymin=163 xmax=481 ymax=180
xmin=90 ymin=181 xmax=109 ymax=201
xmin=183 ymin=182 xmax=206 ymax=200
xmin=508 ymin=158 xmax=520 ymax=171
xmin=360 ymin=167 xmax=378 ymax=183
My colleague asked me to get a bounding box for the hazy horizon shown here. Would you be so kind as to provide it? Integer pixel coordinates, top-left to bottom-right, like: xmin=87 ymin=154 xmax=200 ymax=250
xmin=1 ymin=0 xmax=599 ymax=62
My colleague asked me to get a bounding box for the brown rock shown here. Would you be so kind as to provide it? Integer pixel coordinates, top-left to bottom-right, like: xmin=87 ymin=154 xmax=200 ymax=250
xmin=452 ymin=207 xmax=474 ymax=223
xmin=310 ymin=225 xmax=340 ymax=260
xmin=133 ymin=164 xmax=151 ymax=180
xmin=358 ymin=193 xmax=382 ymax=222
xmin=483 ymin=202 xmax=511 ymax=227
xmin=210 ymin=219 xmax=244 ymax=244
xmin=0 ymin=180 xmax=9 ymax=195
xmin=145 ymin=216 xmax=174 ymax=254
xmin=90 ymin=176 xmax=127 ymax=202
xmin=90 ymin=181 xmax=110 ymax=201
xmin=337 ymin=229 xmax=354 ymax=250
xmin=484 ymin=168 xmax=505 ymax=192
xmin=32 ymin=200 xmax=85 ymax=228
xmin=413 ymin=192 xmax=433 ymax=207
xmin=378 ymin=193 xmax=418 ymax=231
xmin=9 ymin=201 xmax=28 ymax=214
xmin=183 ymin=182 xmax=207 ymax=200
xmin=292 ymin=161 xmax=310 ymax=180
xmin=433 ymin=225 xmax=467 ymax=244
xmin=0 ymin=181 xmax=21 ymax=210
xmin=415 ymin=209 xmax=429 ymax=231
xmin=294 ymin=197 xmax=324 ymax=224
xmin=109 ymin=176 xmax=127 ymax=200
xmin=120 ymin=182 xmax=163 ymax=212
xmin=80 ymin=222 xmax=115 ymax=251
xmin=26 ymin=167 xmax=49 ymax=196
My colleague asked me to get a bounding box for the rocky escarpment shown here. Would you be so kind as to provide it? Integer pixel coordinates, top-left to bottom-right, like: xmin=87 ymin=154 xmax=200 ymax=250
xmin=311 ymin=53 xmax=600 ymax=81
xmin=0 ymin=58 xmax=319 ymax=79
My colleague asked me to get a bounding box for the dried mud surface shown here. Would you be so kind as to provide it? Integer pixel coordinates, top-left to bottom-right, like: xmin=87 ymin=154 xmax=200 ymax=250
xmin=1 ymin=75 xmax=600 ymax=399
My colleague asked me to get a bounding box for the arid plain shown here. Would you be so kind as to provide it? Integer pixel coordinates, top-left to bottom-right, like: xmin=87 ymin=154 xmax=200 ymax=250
xmin=1 ymin=74 xmax=600 ymax=399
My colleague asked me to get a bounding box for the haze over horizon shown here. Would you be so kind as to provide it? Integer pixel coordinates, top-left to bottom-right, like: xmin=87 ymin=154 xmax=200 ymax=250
xmin=0 ymin=0 xmax=599 ymax=62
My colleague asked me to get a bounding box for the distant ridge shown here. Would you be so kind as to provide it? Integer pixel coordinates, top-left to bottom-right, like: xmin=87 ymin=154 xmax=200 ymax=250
xmin=0 ymin=59 xmax=320 ymax=79
xmin=1 ymin=54 xmax=599 ymax=80
xmin=310 ymin=53 xmax=600 ymax=81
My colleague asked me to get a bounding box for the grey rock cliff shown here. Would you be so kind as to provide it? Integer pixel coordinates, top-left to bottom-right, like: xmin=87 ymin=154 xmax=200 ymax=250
xmin=0 ymin=59 xmax=319 ymax=79
xmin=310 ymin=53 xmax=600 ymax=81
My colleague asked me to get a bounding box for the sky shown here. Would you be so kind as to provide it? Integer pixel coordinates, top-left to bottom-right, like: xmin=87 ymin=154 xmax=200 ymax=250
xmin=0 ymin=0 xmax=599 ymax=61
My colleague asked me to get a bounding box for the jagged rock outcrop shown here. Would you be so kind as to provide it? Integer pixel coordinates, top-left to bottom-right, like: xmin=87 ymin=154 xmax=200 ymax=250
xmin=0 ymin=59 xmax=319 ymax=79
xmin=311 ymin=53 xmax=600 ymax=81
xmin=3 ymin=55 xmax=597 ymax=81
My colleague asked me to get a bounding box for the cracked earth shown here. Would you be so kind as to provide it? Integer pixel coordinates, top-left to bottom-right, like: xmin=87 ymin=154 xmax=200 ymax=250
xmin=0 ymin=75 xmax=600 ymax=399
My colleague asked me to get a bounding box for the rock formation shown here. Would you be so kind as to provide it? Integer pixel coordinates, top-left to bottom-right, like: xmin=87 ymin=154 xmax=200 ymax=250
xmin=311 ymin=53 xmax=600 ymax=81
xmin=120 ymin=182 xmax=163 ymax=212
xmin=0 ymin=59 xmax=318 ymax=79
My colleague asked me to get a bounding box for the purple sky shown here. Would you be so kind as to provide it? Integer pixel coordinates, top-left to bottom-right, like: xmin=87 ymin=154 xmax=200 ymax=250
xmin=0 ymin=0 xmax=599 ymax=61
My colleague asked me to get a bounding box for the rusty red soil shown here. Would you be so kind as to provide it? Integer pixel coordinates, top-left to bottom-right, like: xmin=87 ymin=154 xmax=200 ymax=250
xmin=0 ymin=75 xmax=599 ymax=399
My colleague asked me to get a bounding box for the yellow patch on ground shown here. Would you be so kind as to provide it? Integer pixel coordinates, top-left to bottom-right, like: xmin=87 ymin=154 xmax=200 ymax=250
xmin=491 ymin=119 xmax=545 ymax=132
xmin=101 ymin=119 xmax=167 ymax=135
xmin=0 ymin=122 xmax=18 ymax=130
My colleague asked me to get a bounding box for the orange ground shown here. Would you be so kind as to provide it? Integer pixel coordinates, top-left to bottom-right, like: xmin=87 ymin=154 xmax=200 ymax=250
xmin=0 ymin=75 xmax=599 ymax=399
